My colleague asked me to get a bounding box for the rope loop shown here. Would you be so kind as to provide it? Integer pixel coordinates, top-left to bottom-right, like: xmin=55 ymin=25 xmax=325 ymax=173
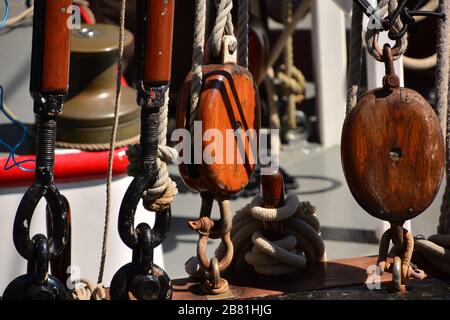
xmin=220 ymin=194 xmax=325 ymax=276
xmin=365 ymin=0 xmax=408 ymax=62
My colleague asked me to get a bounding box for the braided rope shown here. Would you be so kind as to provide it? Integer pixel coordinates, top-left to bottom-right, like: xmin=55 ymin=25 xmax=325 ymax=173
xmin=346 ymin=1 xmax=363 ymax=114
xmin=208 ymin=0 xmax=234 ymax=59
xmin=216 ymin=195 xmax=326 ymax=275
xmin=365 ymin=0 xmax=408 ymax=62
xmin=126 ymin=89 xmax=178 ymax=212
xmin=436 ymin=0 xmax=450 ymax=237
xmin=411 ymin=1 xmax=450 ymax=274
xmin=191 ymin=0 xmax=206 ymax=113
xmin=55 ymin=135 xmax=140 ymax=151
xmin=237 ymin=0 xmax=249 ymax=68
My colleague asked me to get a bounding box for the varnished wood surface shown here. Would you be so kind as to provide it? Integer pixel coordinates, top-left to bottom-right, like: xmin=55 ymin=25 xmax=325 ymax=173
xmin=341 ymin=87 xmax=444 ymax=222
xmin=177 ymin=64 xmax=261 ymax=195
xmin=260 ymin=169 xmax=285 ymax=208
xmin=171 ymin=256 xmax=413 ymax=300
xmin=103 ymin=256 xmax=443 ymax=300
xmin=41 ymin=0 xmax=72 ymax=93
xmin=144 ymin=0 xmax=175 ymax=84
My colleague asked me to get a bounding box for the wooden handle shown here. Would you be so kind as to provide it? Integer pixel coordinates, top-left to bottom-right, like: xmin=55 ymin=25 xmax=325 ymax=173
xmin=260 ymin=169 xmax=285 ymax=208
xmin=30 ymin=0 xmax=72 ymax=94
xmin=143 ymin=0 xmax=175 ymax=84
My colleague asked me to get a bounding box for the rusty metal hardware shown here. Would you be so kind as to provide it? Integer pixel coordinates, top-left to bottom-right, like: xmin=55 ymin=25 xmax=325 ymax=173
xmin=188 ymin=193 xmax=234 ymax=295
xmin=110 ymin=0 xmax=175 ymax=300
xmin=3 ymin=1 xmax=72 ymax=300
xmin=342 ymin=44 xmax=443 ymax=292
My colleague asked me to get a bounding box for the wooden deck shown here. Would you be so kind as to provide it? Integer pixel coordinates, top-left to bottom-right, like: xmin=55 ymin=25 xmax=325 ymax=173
xmin=171 ymin=256 xmax=446 ymax=300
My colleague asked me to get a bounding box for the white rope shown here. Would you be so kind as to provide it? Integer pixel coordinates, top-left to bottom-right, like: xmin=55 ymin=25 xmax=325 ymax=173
xmin=70 ymin=278 xmax=106 ymax=300
xmin=191 ymin=0 xmax=206 ymax=113
xmin=208 ymin=0 xmax=234 ymax=58
xmin=218 ymin=195 xmax=326 ymax=275
xmin=126 ymin=89 xmax=178 ymax=212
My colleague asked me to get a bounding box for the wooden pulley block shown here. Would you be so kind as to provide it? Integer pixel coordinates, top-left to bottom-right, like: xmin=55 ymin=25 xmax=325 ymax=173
xmin=176 ymin=40 xmax=261 ymax=195
xmin=341 ymin=45 xmax=444 ymax=223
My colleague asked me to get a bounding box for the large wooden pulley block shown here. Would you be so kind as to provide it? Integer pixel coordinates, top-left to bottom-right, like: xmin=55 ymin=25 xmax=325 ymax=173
xmin=177 ymin=64 xmax=261 ymax=195
xmin=341 ymin=87 xmax=444 ymax=222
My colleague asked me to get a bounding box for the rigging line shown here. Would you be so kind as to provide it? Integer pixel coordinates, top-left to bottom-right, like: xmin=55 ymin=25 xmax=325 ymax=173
xmin=98 ymin=0 xmax=127 ymax=285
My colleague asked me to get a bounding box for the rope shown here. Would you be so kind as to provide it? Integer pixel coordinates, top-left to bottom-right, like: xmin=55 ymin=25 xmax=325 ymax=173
xmin=346 ymin=1 xmax=363 ymax=114
xmin=191 ymin=0 xmax=206 ymax=113
xmin=70 ymin=278 xmax=106 ymax=300
xmin=217 ymin=194 xmax=326 ymax=275
xmin=277 ymin=64 xmax=306 ymax=104
xmin=401 ymin=0 xmax=439 ymax=70
xmin=208 ymin=0 xmax=234 ymax=59
xmin=283 ymin=0 xmax=297 ymax=129
xmin=126 ymin=89 xmax=178 ymax=212
xmin=413 ymin=0 xmax=450 ymax=275
xmin=237 ymin=0 xmax=249 ymax=68
xmin=347 ymin=0 xmax=408 ymax=114
xmin=260 ymin=0 xmax=311 ymax=84
xmin=365 ymin=0 xmax=408 ymax=62
xmin=55 ymin=135 xmax=140 ymax=151
xmin=97 ymin=0 xmax=127 ymax=286
xmin=403 ymin=54 xmax=437 ymax=71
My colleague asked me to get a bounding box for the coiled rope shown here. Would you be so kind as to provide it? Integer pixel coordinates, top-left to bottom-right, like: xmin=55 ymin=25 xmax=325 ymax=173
xmin=217 ymin=194 xmax=325 ymax=275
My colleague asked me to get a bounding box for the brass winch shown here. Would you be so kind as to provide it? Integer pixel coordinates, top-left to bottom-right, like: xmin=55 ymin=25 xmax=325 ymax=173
xmin=56 ymin=23 xmax=140 ymax=146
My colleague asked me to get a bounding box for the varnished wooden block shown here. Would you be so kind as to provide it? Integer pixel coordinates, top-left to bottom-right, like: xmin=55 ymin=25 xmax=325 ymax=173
xmin=177 ymin=64 xmax=261 ymax=195
xmin=341 ymin=87 xmax=444 ymax=222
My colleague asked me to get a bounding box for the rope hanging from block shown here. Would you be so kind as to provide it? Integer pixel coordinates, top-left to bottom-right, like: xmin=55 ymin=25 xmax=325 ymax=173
xmin=414 ymin=0 xmax=450 ymax=274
